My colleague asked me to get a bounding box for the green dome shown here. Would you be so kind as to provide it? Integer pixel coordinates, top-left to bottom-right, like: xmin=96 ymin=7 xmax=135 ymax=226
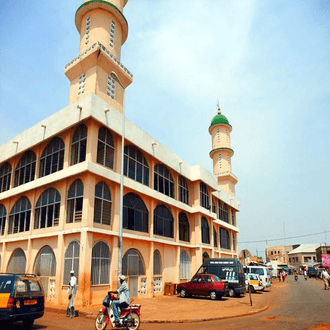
xmin=210 ymin=114 xmax=229 ymax=126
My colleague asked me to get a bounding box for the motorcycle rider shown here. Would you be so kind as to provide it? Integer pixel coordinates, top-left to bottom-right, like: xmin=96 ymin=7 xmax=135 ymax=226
xmin=108 ymin=275 xmax=130 ymax=324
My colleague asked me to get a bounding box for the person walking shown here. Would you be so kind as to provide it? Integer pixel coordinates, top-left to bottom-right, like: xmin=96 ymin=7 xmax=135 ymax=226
xmin=321 ymin=269 xmax=330 ymax=290
xmin=66 ymin=270 xmax=77 ymax=318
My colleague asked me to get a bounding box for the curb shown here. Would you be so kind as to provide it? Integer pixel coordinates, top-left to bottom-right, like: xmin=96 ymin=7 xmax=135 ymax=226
xmin=46 ymin=304 xmax=269 ymax=323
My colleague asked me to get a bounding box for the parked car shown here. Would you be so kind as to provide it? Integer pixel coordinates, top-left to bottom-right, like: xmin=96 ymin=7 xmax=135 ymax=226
xmin=244 ymin=266 xmax=271 ymax=289
xmin=0 ymin=273 xmax=44 ymax=328
xmin=177 ymin=274 xmax=229 ymax=300
xmin=307 ymin=267 xmax=317 ymax=278
xmin=245 ymin=273 xmax=264 ymax=293
xmin=195 ymin=258 xmax=246 ymax=297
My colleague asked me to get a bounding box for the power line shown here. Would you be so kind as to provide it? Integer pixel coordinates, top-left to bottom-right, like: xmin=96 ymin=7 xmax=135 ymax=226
xmin=240 ymin=230 xmax=330 ymax=244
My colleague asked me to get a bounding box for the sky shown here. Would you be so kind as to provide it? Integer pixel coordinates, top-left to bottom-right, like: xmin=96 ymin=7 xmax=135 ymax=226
xmin=1 ymin=0 xmax=330 ymax=260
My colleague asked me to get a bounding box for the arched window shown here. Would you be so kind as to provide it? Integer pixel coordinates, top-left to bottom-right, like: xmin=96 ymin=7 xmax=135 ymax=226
xmin=97 ymin=127 xmax=114 ymax=169
xmin=154 ymin=164 xmax=175 ymax=198
xmin=34 ymin=188 xmax=61 ymax=229
xmin=66 ymin=179 xmax=84 ymax=223
xmin=34 ymin=246 xmax=56 ymax=297
xmin=8 ymin=197 xmax=31 ymax=234
xmin=220 ymin=228 xmax=230 ymax=250
xmin=179 ymin=250 xmax=191 ymax=280
xmin=200 ymin=182 xmax=209 ymax=209
xmin=70 ymin=124 xmax=87 ymax=165
xmin=14 ymin=151 xmax=36 ymax=187
xmin=179 ymin=212 xmax=190 ymax=242
xmin=124 ymin=145 xmax=149 ymax=186
xmin=213 ymin=226 xmax=218 ymax=248
xmin=63 ymin=241 xmax=80 ymax=284
xmin=178 ymin=176 xmax=189 ymax=205
xmin=8 ymin=248 xmax=26 ymax=273
xmin=91 ymin=241 xmax=111 ymax=285
xmin=39 ymin=137 xmax=65 ymax=178
xmin=201 ymin=217 xmax=210 ymax=244
xmin=0 ymin=162 xmax=11 ymax=193
xmin=94 ymin=182 xmax=111 ymax=225
xmin=122 ymin=249 xmax=145 ymax=276
xmin=153 ymin=250 xmax=162 ymax=275
xmin=123 ymin=193 xmax=148 ymax=232
xmin=0 ymin=204 xmax=6 ymax=236
xmin=202 ymin=252 xmax=209 ymax=262
xmin=153 ymin=205 xmax=173 ymax=238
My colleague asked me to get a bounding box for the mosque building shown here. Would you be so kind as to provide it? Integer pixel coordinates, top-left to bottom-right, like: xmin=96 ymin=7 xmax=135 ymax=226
xmin=0 ymin=0 xmax=241 ymax=306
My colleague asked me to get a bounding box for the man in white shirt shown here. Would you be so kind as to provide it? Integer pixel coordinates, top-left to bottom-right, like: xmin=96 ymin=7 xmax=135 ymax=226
xmin=66 ymin=270 xmax=78 ymax=317
xmin=321 ymin=269 xmax=329 ymax=290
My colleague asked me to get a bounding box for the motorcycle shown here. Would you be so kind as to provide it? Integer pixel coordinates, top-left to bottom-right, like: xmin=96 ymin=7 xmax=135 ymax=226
xmin=294 ymin=274 xmax=298 ymax=281
xmin=95 ymin=293 xmax=141 ymax=330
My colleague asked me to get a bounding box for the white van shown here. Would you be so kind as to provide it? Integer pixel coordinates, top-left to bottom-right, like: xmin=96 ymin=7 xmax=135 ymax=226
xmin=244 ymin=266 xmax=271 ymax=289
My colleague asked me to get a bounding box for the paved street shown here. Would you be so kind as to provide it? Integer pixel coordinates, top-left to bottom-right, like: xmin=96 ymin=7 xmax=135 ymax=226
xmin=2 ymin=276 xmax=330 ymax=330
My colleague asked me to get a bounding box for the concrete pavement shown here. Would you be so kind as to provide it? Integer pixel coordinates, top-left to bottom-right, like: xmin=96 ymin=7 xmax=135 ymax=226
xmin=46 ymin=280 xmax=286 ymax=323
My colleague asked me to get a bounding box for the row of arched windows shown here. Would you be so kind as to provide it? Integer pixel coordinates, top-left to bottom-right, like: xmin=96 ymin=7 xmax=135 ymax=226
xmin=2 ymin=244 xmax=192 ymax=286
xmin=201 ymin=217 xmax=231 ymax=250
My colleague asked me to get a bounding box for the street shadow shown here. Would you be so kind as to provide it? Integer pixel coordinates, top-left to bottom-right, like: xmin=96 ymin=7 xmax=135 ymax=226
xmin=0 ymin=322 xmax=47 ymax=330
xmin=175 ymin=295 xmax=231 ymax=302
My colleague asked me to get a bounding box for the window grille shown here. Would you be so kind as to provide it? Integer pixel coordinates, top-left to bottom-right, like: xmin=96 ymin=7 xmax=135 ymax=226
xmin=178 ymin=176 xmax=189 ymax=205
xmin=122 ymin=249 xmax=145 ymax=276
xmin=218 ymin=201 xmax=228 ymax=223
xmin=107 ymin=74 xmax=116 ymax=99
xmin=0 ymin=162 xmax=11 ymax=193
xmin=218 ymin=153 xmax=222 ymax=169
xmin=66 ymin=179 xmax=84 ymax=223
xmin=91 ymin=241 xmax=111 ymax=285
xmin=71 ymin=124 xmax=87 ymax=165
xmin=179 ymin=212 xmax=190 ymax=242
xmin=220 ymin=228 xmax=230 ymax=250
xmin=124 ymin=146 xmax=149 ymax=186
xmin=8 ymin=197 xmax=31 ymax=234
xmin=8 ymin=249 xmax=26 ymax=273
xmin=153 ymin=204 xmax=173 ymax=238
xmin=213 ymin=226 xmax=218 ymax=247
xmin=153 ymin=250 xmax=162 ymax=275
xmin=201 ymin=217 xmax=210 ymax=244
xmin=94 ymin=182 xmax=112 ymax=225
xmin=0 ymin=204 xmax=6 ymax=236
xmin=34 ymin=188 xmax=61 ymax=229
xmin=78 ymin=73 xmax=86 ymax=95
xmin=14 ymin=151 xmax=36 ymax=187
xmin=39 ymin=137 xmax=65 ymax=178
xmin=123 ymin=193 xmax=148 ymax=232
xmin=97 ymin=127 xmax=114 ymax=169
xmin=109 ymin=19 xmax=115 ymax=48
xmin=154 ymin=164 xmax=175 ymax=198
xmin=212 ymin=199 xmax=216 ymax=213
xmin=200 ymin=182 xmax=210 ymax=209
xmin=63 ymin=241 xmax=80 ymax=285
xmin=226 ymin=129 xmax=229 ymax=143
xmin=179 ymin=250 xmax=191 ymax=280
xmin=85 ymin=16 xmax=91 ymax=45
xmin=232 ymin=233 xmax=236 ymax=251
xmin=227 ymin=154 xmax=231 ymax=170
xmin=217 ymin=128 xmax=220 ymax=142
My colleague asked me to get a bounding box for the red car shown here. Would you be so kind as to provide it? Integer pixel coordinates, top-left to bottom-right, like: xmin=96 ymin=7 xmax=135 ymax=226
xmin=176 ymin=274 xmax=229 ymax=300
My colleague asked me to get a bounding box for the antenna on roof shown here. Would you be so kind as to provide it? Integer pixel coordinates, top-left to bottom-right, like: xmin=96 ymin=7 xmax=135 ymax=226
xmin=217 ymin=100 xmax=221 ymax=115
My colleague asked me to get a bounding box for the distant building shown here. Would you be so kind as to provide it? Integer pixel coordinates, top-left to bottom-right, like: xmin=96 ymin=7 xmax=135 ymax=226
xmin=316 ymin=245 xmax=330 ymax=263
xmin=288 ymin=244 xmax=321 ymax=269
xmin=239 ymin=249 xmax=263 ymax=266
xmin=265 ymin=245 xmax=299 ymax=265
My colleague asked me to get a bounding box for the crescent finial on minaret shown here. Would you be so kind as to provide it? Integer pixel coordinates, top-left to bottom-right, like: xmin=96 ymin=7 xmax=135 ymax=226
xmin=217 ymin=100 xmax=221 ymax=115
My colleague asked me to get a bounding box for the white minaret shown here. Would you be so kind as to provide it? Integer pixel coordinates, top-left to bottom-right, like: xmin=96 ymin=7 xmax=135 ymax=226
xmin=65 ymin=0 xmax=132 ymax=112
xmin=209 ymin=105 xmax=238 ymax=195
